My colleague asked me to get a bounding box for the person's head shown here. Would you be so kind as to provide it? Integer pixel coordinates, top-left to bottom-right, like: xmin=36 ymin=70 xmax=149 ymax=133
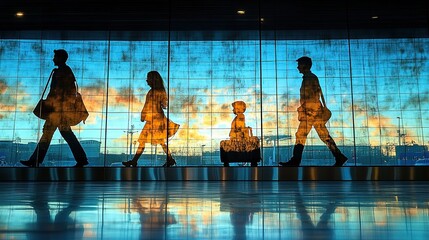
xmin=296 ymin=56 xmax=312 ymax=73
xmin=53 ymin=49 xmax=68 ymax=65
xmin=146 ymin=71 xmax=165 ymax=90
xmin=232 ymin=101 xmax=246 ymax=115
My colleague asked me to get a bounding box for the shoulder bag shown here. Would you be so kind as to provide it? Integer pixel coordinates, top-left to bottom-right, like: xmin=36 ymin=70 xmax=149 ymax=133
xmin=65 ymin=81 xmax=89 ymax=126
xmin=319 ymin=91 xmax=332 ymax=123
xmin=33 ymin=70 xmax=55 ymax=119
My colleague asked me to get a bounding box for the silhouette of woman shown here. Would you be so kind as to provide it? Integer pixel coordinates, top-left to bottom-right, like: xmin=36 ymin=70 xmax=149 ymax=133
xmin=122 ymin=71 xmax=179 ymax=167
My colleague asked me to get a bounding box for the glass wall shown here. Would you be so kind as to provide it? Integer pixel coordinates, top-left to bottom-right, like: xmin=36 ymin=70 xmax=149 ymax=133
xmin=1 ymin=30 xmax=428 ymax=167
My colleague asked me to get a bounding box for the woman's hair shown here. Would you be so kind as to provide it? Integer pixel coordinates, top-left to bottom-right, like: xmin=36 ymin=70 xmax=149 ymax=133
xmin=147 ymin=71 xmax=166 ymax=90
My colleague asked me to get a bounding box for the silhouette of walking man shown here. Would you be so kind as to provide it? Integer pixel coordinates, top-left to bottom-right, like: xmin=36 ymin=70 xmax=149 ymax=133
xmin=295 ymin=192 xmax=338 ymax=240
xmin=280 ymin=56 xmax=347 ymax=166
xmin=21 ymin=49 xmax=88 ymax=167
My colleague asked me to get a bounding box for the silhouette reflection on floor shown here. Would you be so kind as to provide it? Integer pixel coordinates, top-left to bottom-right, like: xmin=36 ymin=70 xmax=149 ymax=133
xmin=0 ymin=181 xmax=428 ymax=240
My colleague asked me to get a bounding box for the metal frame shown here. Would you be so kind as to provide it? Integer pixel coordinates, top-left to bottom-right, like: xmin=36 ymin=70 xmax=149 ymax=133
xmin=1 ymin=166 xmax=428 ymax=181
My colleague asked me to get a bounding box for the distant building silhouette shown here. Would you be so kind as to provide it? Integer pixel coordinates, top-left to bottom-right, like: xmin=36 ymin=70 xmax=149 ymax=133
xmin=0 ymin=140 xmax=428 ymax=166
xmin=0 ymin=140 xmax=101 ymax=166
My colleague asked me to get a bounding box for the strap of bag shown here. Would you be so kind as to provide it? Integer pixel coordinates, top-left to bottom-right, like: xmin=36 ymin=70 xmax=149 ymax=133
xmin=320 ymin=91 xmax=327 ymax=108
xmin=75 ymin=78 xmax=80 ymax=94
xmin=39 ymin=69 xmax=55 ymax=99
xmin=319 ymin=82 xmax=327 ymax=108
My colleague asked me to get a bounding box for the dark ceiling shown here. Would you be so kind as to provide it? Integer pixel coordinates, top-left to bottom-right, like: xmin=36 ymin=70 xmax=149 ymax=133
xmin=1 ymin=1 xmax=428 ymax=38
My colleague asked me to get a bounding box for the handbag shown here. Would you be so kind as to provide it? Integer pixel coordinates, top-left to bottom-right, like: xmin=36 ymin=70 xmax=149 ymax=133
xmin=33 ymin=70 xmax=54 ymax=119
xmin=65 ymin=90 xmax=89 ymax=126
xmin=33 ymin=99 xmax=54 ymax=120
xmin=297 ymin=89 xmax=332 ymax=123
xmin=319 ymin=91 xmax=332 ymax=123
xmin=320 ymin=105 xmax=332 ymax=122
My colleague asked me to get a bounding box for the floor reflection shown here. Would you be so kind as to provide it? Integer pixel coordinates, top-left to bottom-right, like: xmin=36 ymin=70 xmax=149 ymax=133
xmin=0 ymin=181 xmax=429 ymax=240
xmin=220 ymin=182 xmax=261 ymax=240
xmin=27 ymin=183 xmax=85 ymax=240
xmin=294 ymin=190 xmax=337 ymax=240
xmin=132 ymin=194 xmax=177 ymax=239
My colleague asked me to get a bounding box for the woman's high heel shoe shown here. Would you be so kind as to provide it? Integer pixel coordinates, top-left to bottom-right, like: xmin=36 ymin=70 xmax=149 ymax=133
xmin=122 ymin=160 xmax=137 ymax=167
xmin=162 ymin=156 xmax=176 ymax=167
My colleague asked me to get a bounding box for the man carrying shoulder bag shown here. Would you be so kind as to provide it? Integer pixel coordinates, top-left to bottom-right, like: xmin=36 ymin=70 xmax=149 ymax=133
xmin=279 ymin=56 xmax=347 ymax=167
xmin=21 ymin=49 xmax=89 ymax=167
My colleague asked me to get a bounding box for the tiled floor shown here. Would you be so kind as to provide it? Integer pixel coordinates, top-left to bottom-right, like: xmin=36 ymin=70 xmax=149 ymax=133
xmin=0 ymin=181 xmax=428 ymax=240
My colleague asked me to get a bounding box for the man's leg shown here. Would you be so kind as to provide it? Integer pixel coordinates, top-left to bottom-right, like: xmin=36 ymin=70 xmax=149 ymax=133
xmin=59 ymin=126 xmax=88 ymax=166
xmin=21 ymin=122 xmax=56 ymax=167
xmin=279 ymin=120 xmax=311 ymax=166
xmin=314 ymin=123 xmax=348 ymax=166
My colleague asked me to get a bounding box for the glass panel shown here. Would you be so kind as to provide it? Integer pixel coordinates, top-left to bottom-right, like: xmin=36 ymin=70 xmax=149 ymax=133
xmin=0 ymin=3 xmax=428 ymax=169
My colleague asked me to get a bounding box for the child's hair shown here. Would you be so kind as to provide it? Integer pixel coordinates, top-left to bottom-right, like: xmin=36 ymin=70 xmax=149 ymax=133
xmin=148 ymin=71 xmax=166 ymax=90
xmin=232 ymin=101 xmax=246 ymax=113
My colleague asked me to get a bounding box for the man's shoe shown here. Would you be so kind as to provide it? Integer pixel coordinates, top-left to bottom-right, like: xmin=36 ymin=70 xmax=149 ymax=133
xmin=73 ymin=161 xmax=89 ymax=168
xmin=279 ymin=160 xmax=300 ymax=167
xmin=122 ymin=160 xmax=137 ymax=167
xmin=20 ymin=160 xmax=39 ymax=167
xmin=332 ymin=154 xmax=348 ymax=167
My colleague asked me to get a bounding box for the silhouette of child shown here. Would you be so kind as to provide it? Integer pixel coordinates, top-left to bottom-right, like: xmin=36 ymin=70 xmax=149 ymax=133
xmin=220 ymin=101 xmax=260 ymax=166
xmin=229 ymin=101 xmax=251 ymax=140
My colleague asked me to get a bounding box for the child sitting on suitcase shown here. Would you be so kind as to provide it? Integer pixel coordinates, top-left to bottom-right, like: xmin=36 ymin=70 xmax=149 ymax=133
xmin=220 ymin=101 xmax=261 ymax=166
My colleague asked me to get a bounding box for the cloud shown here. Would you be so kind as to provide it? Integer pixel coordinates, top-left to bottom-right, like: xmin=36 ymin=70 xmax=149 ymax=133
xmin=114 ymin=87 xmax=140 ymax=107
xmin=403 ymin=90 xmax=429 ymax=108
xmin=79 ymin=80 xmax=144 ymax=113
xmin=0 ymin=79 xmax=28 ymax=119
xmin=349 ymin=109 xmax=417 ymax=146
xmin=0 ymin=79 xmax=7 ymax=94
xmin=177 ymin=95 xmax=200 ymax=119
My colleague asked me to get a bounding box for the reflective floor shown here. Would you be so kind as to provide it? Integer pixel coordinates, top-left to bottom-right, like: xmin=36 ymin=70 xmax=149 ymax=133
xmin=1 ymin=181 xmax=429 ymax=240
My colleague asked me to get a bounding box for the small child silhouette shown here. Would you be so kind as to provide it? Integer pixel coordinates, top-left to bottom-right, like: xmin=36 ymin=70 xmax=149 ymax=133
xmin=229 ymin=101 xmax=251 ymax=140
xmin=220 ymin=101 xmax=260 ymax=167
